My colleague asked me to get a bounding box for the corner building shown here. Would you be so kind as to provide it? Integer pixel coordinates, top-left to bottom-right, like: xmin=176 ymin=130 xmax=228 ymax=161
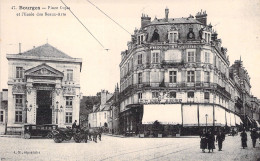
xmin=6 ymin=44 xmax=82 ymax=133
xmin=119 ymin=9 xmax=242 ymax=136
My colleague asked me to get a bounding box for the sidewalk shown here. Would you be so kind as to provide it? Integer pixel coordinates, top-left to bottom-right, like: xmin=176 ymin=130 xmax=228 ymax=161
xmin=103 ymin=133 xmax=200 ymax=138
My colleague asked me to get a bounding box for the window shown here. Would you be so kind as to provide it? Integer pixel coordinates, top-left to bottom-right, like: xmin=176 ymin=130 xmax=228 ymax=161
xmin=104 ymin=113 xmax=106 ymax=119
xmin=174 ymin=33 xmax=178 ymax=42
xmin=187 ymin=71 xmax=195 ymax=82
xmin=138 ymin=73 xmax=142 ymax=84
xmin=152 ymin=52 xmax=159 ymax=63
xmin=16 ymin=67 xmax=23 ymax=78
xmin=138 ymin=54 xmax=142 ymax=64
xmin=204 ymin=92 xmax=210 ymax=100
xmin=169 ymin=71 xmax=177 ymax=83
xmin=67 ymin=69 xmax=73 ymax=81
xmin=187 ymin=52 xmax=195 ymax=62
xmin=66 ymin=96 xmax=73 ymax=108
xmin=15 ymin=111 xmax=22 ymax=123
xmin=15 ymin=94 xmax=23 ymax=107
xmin=138 ymin=93 xmax=142 ymax=99
xmin=169 ymin=92 xmax=176 ymax=98
xmin=152 ymin=92 xmax=159 ymax=98
xmin=204 ymin=71 xmax=210 ymax=82
xmin=187 ymin=92 xmax=194 ymax=98
xmin=65 ymin=112 xmax=72 ymax=123
xmin=205 ymin=52 xmax=210 ymax=63
xmin=0 ymin=111 xmax=3 ymax=122
xmin=169 ymin=33 xmax=173 ymax=42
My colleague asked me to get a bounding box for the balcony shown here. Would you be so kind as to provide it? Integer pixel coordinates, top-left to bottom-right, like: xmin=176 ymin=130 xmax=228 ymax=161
xmin=119 ymin=82 xmax=231 ymax=101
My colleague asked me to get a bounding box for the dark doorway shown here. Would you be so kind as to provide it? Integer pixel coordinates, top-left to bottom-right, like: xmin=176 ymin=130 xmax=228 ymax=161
xmin=36 ymin=90 xmax=52 ymax=125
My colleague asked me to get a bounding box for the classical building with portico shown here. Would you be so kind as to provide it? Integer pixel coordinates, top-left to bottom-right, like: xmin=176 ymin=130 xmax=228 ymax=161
xmin=6 ymin=43 xmax=82 ymax=133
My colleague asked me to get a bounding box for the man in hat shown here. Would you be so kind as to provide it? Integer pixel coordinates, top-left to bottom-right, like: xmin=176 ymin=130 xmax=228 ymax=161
xmin=250 ymin=128 xmax=258 ymax=148
xmin=216 ymin=129 xmax=225 ymax=151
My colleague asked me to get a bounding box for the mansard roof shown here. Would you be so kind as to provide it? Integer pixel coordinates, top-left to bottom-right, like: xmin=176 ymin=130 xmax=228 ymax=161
xmin=149 ymin=17 xmax=202 ymax=25
xmin=18 ymin=43 xmax=72 ymax=59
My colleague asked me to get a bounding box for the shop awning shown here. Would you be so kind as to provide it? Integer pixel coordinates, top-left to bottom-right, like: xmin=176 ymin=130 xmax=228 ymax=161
xmin=235 ymin=114 xmax=242 ymax=125
xmin=226 ymin=112 xmax=231 ymax=127
xmin=183 ymin=105 xmax=198 ymax=126
xmin=142 ymin=104 xmax=182 ymax=125
xmin=214 ymin=106 xmax=226 ymax=126
xmin=199 ymin=105 xmax=213 ymax=126
xmin=230 ymin=113 xmax=236 ymax=126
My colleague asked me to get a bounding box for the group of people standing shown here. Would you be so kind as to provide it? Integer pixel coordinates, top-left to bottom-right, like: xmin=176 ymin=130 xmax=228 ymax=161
xmin=240 ymin=128 xmax=259 ymax=149
xmin=200 ymin=127 xmax=259 ymax=153
xmin=200 ymin=129 xmax=225 ymax=153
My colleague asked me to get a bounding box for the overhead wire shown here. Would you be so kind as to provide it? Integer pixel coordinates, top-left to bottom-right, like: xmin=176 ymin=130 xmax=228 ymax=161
xmin=86 ymin=0 xmax=132 ymax=35
xmin=60 ymin=0 xmax=105 ymax=49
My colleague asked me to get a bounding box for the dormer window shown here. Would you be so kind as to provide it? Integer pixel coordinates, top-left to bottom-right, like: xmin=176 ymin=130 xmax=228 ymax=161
xmin=202 ymin=31 xmax=211 ymax=43
xmin=151 ymin=29 xmax=160 ymax=42
xmin=137 ymin=34 xmax=145 ymax=45
xmin=168 ymin=31 xmax=178 ymax=43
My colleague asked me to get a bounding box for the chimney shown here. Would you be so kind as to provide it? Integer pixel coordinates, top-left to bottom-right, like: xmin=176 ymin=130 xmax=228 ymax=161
xmin=195 ymin=10 xmax=207 ymax=26
xmin=165 ymin=7 xmax=169 ymax=22
xmin=141 ymin=14 xmax=151 ymax=28
xmin=19 ymin=43 xmax=21 ymax=53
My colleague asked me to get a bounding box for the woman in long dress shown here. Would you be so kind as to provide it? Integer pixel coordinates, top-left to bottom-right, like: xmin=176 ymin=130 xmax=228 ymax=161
xmin=240 ymin=130 xmax=247 ymax=149
xmin=200 ymin=130 xmax=207 ymax=153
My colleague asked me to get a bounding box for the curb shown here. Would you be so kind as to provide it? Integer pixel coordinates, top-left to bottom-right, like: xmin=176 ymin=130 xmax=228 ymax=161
xmin=0 ymin=135 xmax=21 ymax=138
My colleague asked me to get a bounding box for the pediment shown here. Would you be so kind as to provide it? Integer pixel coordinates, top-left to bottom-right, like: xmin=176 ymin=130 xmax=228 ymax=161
xmin=25 ymin=63 xmax=64 ymax=78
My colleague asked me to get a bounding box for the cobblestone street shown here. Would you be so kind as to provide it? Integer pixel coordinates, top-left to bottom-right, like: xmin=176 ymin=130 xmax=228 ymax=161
xmin=0 ymin=133 xmax=259 ymax=161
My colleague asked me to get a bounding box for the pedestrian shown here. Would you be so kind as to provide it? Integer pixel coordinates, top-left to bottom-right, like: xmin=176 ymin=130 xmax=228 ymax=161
xmin=250 ymin=128 xmax=258 ymax=148
xmin=200 ymin=129 xmax=207 ymax=153
xmin=206 ymin=129 xmax=215 ymax=153
xmin=240 ymin=129 xmax=247 ymax=149
xmin=216 ymin=129 xmax=225 ymax=151
xmin=72 ymin=120 xmax=77 ymax=129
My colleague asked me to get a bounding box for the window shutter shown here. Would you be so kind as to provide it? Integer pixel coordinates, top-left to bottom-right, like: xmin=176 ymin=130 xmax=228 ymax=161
xmin=196 ymin=70 xmax=201 ymax=82
xmin=196 ymin=48 xmax=201 ymax=62
xmin=181 ymin=70 xmax=186 ymax=82
xmin=182 ymin=50 xmax=186 ymax=63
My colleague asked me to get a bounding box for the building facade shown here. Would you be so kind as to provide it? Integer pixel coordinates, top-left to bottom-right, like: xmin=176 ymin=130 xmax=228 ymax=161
xmin=118 ymin=9 xmax=248 ymax=136
xmin=0 ymin=89 xmax=8 ymax=134
xmin=6 ymin=44 xmax=82 ymax=133
xmin=88 ymin=88 xmax=120 ymax=134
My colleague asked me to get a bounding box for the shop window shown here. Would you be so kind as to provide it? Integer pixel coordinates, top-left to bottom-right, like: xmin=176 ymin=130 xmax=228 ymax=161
xmin=66 ymin=96 xmax=73 ymax=108
xmin=15 ymin=111 xmax=22 ymax=123
xmin=65 ymin=112 xmax=72 ymax=123
xmin=187 ymin=92 xmax=194 ymax=98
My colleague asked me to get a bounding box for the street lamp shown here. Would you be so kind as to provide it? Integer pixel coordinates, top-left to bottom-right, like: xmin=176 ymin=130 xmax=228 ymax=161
xmin=56 ymin=101 xmax=59 ymax=124
xmin=205 ymin=114 xmax=208 ymax=132
xmin=23 ymin=100 xmax=32 ymax=123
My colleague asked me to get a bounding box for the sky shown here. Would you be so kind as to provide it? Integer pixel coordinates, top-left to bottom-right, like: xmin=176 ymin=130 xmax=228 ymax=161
xmin=0 ymin=0 xmax=260 ymax=97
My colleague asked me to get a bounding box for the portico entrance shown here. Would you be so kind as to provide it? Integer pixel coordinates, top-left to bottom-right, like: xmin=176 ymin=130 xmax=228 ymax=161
xmin=36 ymin=90 xmax=52 ymax=125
